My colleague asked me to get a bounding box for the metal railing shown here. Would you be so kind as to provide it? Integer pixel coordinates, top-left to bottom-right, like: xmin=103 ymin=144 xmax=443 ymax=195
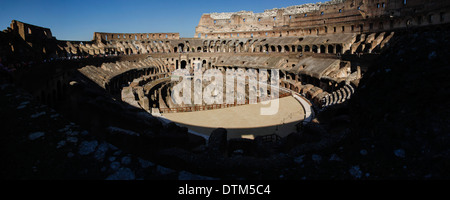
xmin=159 ymin=92 xmax=291 ymax=113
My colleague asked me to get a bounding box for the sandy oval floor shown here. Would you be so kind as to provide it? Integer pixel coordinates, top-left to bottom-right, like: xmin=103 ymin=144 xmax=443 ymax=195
xmin=162 ymin=96 xmax=305 ymax=139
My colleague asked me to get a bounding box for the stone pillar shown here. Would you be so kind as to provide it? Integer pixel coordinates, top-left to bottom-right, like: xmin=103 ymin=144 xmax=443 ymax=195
xmin=357 ymin=66 xmax=361 ymax=79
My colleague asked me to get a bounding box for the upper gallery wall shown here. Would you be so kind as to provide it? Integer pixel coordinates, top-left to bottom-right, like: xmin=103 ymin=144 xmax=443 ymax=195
xmin=195 ymin=0 xmax=450 ymax=39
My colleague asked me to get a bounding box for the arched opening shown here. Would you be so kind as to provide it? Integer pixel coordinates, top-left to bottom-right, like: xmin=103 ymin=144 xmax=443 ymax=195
xmin=173 ymin=47 xmax=178 ymax=53
xmin=284 ymin=45 xmax=290 ymax=52
xmin=297 ymin=45 xmax=303 ymax=52
xmin=312 ymin=45 xmax=318 ymax=53
xmin=197 ymin=47 xmax=202 ymax=52
xmin=320 ymin=45 xmax=326 ymax=53
xmin=304 ymin=45 xmax=310 ymax=52
xmin=178 ymin=43 xmax=185 ymax=53
xmin=328 ymin=45 xmax=334 ymax=54
xmin=239 ymin=42 xmax=244 ymax=52
xmin=336 ymin=44 xmax=343 ymax=54
xmin=280 ymin=71 xmax=285 ymax=80
xmin=181 ymin=60 xmax=187 ymax=69
xmin=270 ymin=46 xmax=276 ymax=52
xmin=277 ymin=45 xmax=282 ymax=52
xmin=202 ymin=60 xmax=207 ymax=68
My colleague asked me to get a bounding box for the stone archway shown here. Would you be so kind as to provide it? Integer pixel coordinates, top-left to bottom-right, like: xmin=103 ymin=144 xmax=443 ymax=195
xmin=181 ymin=60 xmax=187 ymax=69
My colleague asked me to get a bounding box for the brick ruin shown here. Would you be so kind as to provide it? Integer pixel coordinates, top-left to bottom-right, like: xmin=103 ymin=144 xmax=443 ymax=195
xmin=1 ymin=0 xmax=450 ymax=179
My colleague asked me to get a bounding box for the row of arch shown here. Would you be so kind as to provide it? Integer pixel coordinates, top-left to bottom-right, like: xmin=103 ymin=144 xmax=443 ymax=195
xmin=97 ymin=33 xmax=179 ymax=41
xmin=195 ymin=41 xmax=344 ymax=54
xmin=60 ymin=38 xmax=346 ymax=56
xmin=197 ymin=10 xmax=447 ymax=39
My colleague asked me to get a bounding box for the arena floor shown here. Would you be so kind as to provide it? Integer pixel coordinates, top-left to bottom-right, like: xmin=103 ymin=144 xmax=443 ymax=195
xmin=162 ymin=96 xmax=305 ymax=139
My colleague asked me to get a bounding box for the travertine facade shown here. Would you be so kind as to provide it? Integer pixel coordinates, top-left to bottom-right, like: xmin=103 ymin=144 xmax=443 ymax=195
xmin=1 ymin=0 xmax=449 ymax=110
xmin=195 ymin=0 xmax=450 ymax=39
xmin=3 ymin=0 xmax=448 ymax=60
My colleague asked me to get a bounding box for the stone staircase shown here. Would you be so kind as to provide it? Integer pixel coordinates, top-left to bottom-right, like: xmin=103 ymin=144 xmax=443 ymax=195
xmin=350 ymin=32 xmax=395 ymax=54
xmin=321 ymin=84 xmax=355 ymax=108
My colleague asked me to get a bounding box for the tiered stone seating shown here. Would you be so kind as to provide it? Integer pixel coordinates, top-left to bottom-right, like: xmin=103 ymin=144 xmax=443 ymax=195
xmin=79 ymin=57 xmax=168 ymax=88
xmin=321 ymin=84 xmax=355 ymax=108
xmin=350 ymin=32 xmax=394 ymax=54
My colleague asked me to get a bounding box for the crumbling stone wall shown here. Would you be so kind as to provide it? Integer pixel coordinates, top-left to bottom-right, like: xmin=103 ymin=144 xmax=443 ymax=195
xmin=195 ymin=0 xmax=450 ymax=39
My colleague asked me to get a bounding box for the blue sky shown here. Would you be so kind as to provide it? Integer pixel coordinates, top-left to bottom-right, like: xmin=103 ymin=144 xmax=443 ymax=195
xmin=0 ymin=0 xmax=318 ymax=41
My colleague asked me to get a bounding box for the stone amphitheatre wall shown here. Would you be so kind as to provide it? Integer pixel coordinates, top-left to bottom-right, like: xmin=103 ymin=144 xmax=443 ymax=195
xmin=195 ymin=0 xmax=450 ymax=39
xmin=1 ymin=0 xmax=449 ymax=62
xmin=93 ymin=32 xmax=180 ymax=41
xmin=1 ymin=0 xmax=449 ymax=118
xmin=1 ymin=0 xmax=450 ymax=179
